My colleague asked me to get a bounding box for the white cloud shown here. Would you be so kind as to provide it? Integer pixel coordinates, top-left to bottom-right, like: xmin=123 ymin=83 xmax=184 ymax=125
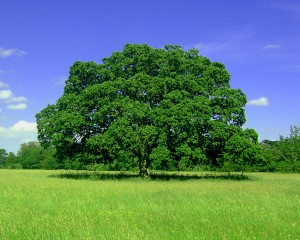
xmin=9 ymin=121 xmax=37 ymax=132
xmin=0 ymin=48 xmax=26 ymax=58
xmin=0 ymin=121 xmax=37 ymax=153
xmin=0 ymin=89 xmax=27 ymax=110
xmin=0 ymin=81 xmax=9 ymax=88
xmin=0 ymin=121 xmax=37 ymax=137
xmin=7 ymin=103 xmax=27 ymax=110
xmin=0 ymin=70 xmax=6 ymax=74
xmin=247 ymin=97 xmax=269 ymax=106
xmin=0 ymin=90 xmax=14 ymax=99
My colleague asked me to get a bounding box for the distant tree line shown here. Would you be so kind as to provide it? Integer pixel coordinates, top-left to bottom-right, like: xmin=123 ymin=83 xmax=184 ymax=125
xmin=0 ymin=142 xmax=58 ymax=170
xmin=0 ymin=125 xmax=299 ymax=172
xmin=259 ymin=125 xmax=300 ymax=172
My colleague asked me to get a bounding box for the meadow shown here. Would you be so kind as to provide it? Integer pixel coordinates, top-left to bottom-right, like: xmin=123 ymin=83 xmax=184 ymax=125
xmin=0 ymin=170 xmax=299 ymax=240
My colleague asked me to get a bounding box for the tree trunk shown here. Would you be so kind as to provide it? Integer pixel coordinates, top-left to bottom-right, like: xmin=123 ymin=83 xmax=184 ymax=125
xmin=139 ymin=159 xmax=149 ymax=178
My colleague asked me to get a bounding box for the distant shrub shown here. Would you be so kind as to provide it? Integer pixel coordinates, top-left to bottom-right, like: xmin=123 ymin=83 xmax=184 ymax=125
xmin=6 ymin=163 xmax=23 ymax=169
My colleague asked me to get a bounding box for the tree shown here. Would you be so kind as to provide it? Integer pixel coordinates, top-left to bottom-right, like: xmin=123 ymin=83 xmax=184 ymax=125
xmin=17 ymin=142 xmax=42 ymax=169
xmin=278 ymin=125 xmax=300 ymax=172
xmin=39 ymin=145 xmax=59 ymax=169
xmin=260 ymin=125 xmax=300 ymax=172
xmin=5 ymin=152 xmax=20 ymax=169
xmin=36 ymin=44 xmax=261 ymax=176
xmin=223 ymin=128 xmax=263 ymax=172
xmin=16 ymin=141 xmax=58 ymax=169
xmin=0 ymin=148 xmax=8 ymax=167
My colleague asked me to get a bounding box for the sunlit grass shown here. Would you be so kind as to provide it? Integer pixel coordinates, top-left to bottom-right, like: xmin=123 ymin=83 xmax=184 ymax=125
xmin=0 ymin=170 xmax=299 ymax=239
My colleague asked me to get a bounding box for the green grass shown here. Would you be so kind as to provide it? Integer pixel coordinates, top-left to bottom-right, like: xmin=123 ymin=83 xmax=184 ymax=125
xmin=0 ymin=170 xmax=299 ymax=239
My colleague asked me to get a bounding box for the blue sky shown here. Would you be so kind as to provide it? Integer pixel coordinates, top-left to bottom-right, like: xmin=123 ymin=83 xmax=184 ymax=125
xmin=0 ymin=0 xmax=299 ymax=153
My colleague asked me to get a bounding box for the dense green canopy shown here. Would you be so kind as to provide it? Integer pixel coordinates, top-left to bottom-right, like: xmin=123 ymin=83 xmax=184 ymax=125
xmin=36 ymin=44 xmax=262 ymax=175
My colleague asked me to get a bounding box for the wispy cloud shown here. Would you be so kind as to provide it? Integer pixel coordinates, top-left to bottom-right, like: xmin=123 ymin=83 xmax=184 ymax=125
xmin=187 ymin=29 xmax=259 ymax=61
xmin=0 ymin=81 xmax=9 ymax=88
xmin=269 ymin=0 xmax=300 ymax=19
xmin=247 ymin=97 xmax=269 ymax=106
xmin=7 ymin=103 xmax=27 ymax=110
xmin=286 ymin=65 xmax=300 ymax=72
xmin=54 ymin=76 xmax=68 ymax=86
xmin=9 ymin=96 xmax=27 ymax=103
xmin=187 ymin=25 xmax=289 ymax=64
xmin=0 ymin=69 xmax=15 ymax=74
xmin=193 ymin=42 xmax=231 ymax=55
xmin=260 ymin=44 xmax=282 ymax=50
xmin=0 ymin=47 xmax=26 ymax=58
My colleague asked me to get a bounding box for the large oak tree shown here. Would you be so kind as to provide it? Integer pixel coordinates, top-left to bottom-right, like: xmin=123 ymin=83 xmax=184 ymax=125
xmin=36 ymin=44 xmax=261 ymax=176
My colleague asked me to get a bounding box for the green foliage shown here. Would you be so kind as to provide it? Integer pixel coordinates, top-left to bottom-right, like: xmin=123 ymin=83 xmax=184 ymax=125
xmin=86 ymin=163 xmax=110 ymax=171
xmin=0 ymin=148 xmax=8 ymax=167
xmin=4 ymin=152 xmax=22 ymax=169
xmin=222 ymin=128 xmax=263 ymax=172
xmin=278 ymin=125 xmax=300 ymax=172
xmin=1 ymin=142 xmax=59 ymax=170
xmin=260 ymin=125 xmax=300 ymax=172
xmin=36 ymin=44 xmax=262 ymax=174
xmin=17 ymin=142 xmax=42 ymax=169
xmin=39 ymin=145 xmax=59 ymax=169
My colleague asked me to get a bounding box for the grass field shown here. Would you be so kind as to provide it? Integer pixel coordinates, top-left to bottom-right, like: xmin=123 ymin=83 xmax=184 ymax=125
xmin=0 ymin=170 xmax=299 ymax=240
